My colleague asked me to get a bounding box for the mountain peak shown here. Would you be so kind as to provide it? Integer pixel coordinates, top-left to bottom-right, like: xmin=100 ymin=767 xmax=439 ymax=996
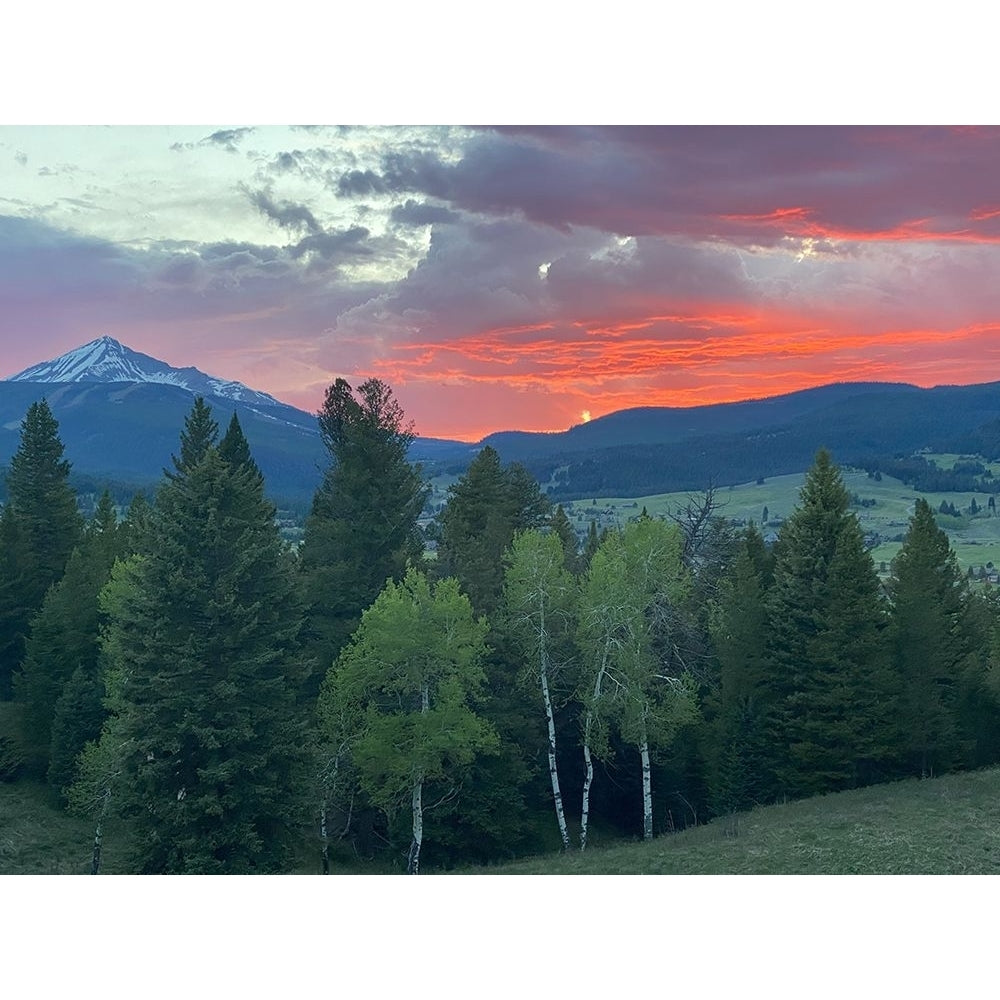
xmin=5 ymin=335 xmax=285 ymax=408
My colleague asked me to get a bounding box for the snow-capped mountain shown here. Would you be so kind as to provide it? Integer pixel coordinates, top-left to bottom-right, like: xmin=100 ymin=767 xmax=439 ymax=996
xmin=6 ymin=335 xmax=286 ymax=409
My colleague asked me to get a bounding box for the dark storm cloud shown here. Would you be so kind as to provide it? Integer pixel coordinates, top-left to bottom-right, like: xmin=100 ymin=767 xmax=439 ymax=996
xmin=389 ymin=199 xmax=460 ymax=227
xmin=360 ymin=127 xmax=1000 ymax=246
xmin=336 ymin=169 xmax=390 ymax=197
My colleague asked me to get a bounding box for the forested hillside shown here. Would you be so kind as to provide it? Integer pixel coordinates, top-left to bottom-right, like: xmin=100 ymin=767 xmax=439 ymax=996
xmin=3 ymin=382 xmax=1000 ymax=874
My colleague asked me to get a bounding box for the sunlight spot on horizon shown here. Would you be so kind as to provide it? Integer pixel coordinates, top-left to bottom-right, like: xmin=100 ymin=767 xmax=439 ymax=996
xmin=581 ymin=409 xmax=591 ymax=423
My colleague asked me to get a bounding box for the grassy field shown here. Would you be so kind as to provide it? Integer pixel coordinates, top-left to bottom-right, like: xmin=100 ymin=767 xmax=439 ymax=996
xmin=574 ymin=458 xmax=1000 ymax=575
xmin=467 ymin=767 xmax=1000 ymax=875
xmin=7 ymin=766 xmax=1000 ymax=874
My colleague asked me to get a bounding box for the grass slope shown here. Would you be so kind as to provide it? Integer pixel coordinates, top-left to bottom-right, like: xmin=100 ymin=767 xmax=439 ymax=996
xmin=8 ymin=766 xmax=998 ymax=874
xmin=469 ymin=767 xmax=1000 ymax=874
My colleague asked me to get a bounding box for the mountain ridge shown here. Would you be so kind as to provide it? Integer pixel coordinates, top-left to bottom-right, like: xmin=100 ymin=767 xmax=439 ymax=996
xmin=5 ymin=336 xmax=1000 ymax=503
xmin=5 ymin=335 xmax=288 ymax=409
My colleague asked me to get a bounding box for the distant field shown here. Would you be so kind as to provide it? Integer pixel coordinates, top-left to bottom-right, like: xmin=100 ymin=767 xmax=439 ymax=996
xmin=467 ymin=766 xmax=1000 ymax=874
xmin=574 ymin=459 xmax=1000 ymax=574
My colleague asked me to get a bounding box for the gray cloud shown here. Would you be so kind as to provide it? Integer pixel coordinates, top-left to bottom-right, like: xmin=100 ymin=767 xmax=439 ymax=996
xmin=203 ymin=127 xmax=254 ymax=152
xmin=245 ymin=186 xmax=322 ymax=234
xmin=336 ymin=169 xmax=390 ymax=197
xmin=14 ymin=150 xmax=26 ymax=166
xmin=289 ymin=226 xmax=371 ymax=261
xmin=389 ymin=199 xmax=460 ymax=228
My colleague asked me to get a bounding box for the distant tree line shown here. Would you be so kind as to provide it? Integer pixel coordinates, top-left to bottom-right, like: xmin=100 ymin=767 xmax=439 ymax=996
xmin=858 ymin=454 xmax=999 ymax=495
xmin=3 ymin=390 xmax=1000 ymax=873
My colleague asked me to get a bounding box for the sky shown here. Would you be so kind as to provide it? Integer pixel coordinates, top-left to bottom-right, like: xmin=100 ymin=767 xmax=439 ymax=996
xmin=6 ymin=124 xmax=1000 ymax=441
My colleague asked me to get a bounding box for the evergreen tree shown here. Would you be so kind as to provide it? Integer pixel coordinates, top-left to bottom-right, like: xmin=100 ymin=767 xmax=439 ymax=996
xmin=102 ymin=402 xmax=311 ymax=873
xmin=889 ymin=498 xmax=975 ymax=776
xmin=319 ymin=567 xmax=498 ymax=874
xmin=14 ymin=490 xmax=123 ymax=781
xmin=120 ymin=492 xmax=151 ymax=556
xmin=581 ymin=520 xmax=601 ymax=572
xmin=3 ymin=400 xmax=82 ymax=653
xmin=765 ymin=449 xmax=895 ymax=798
xmin=44 ymin=495 xmax=125 ymax=795
xmin=169 ymin=396 xmax=218 ymax=477
xmin=299 ymin=378 xmax=428 ymax=681
xmin=437 ymin=446 xmax=550 ymax=614
xmin=218 ymin=412 xmax=260 ymax=479
xmin=707 ymin=528 xmax=776 ymax=812
xmin=549 ymin=505 xmax=579 ymax=573
xmin=0 ymin=505 xmax=29 ymax=700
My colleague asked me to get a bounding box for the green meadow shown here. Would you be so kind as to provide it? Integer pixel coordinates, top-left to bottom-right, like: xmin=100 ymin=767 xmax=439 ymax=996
xmin=578 ymin=458 xmax=1000 ymax=574
xmin=468 ymin=766 xmax=1000 ymax=875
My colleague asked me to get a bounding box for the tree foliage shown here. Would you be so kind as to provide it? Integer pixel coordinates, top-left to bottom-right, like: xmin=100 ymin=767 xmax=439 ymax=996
xmin=96 ymin=401 xmax=311 ymax=873
xmin=765 ymin=450 xmax=895 ymax=797
xmin=436 ymin=445 xmax=550 ymax=614
xmin=300 ymin=378 xmax=428 ymax=680
xmin=319 ymin=567 xmax=498 ymax=873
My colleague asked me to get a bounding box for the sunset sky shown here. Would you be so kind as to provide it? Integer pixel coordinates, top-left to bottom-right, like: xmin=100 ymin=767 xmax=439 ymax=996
xmin=4 ymin=124 xmax=1000 ymax=441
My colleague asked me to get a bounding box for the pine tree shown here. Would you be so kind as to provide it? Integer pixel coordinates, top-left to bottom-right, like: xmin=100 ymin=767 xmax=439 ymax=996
xmin=549 ymin=505 xmax=579 ymax=573
xmin=765 ymin=449 xmax=895 ymax=798
xmin=437 ymin=446 xmax=550 ymax=614
xmin=889 ymin=498 xmax=975 ymax=776
xmin=708 ymin=527 xmax=776 ymax=812
xmin=169 ymin=396 xmax=218 ymax=477
xmin=15 ymin=544 xmax=109 ymax=775
xmin=44 ymin=495 xmax=125 ymax=795
xmin=299 ymin=378 xmax=428 ymax=681
xmin=0 ymin=505 xmax=29 ymax=700
xmin=3 ymin=399 xmax=82 ymax=644
xmin=103 ymin=402 xmax=311 ymax=873
xmin=218 ymin=412 xmax=261 ymax=479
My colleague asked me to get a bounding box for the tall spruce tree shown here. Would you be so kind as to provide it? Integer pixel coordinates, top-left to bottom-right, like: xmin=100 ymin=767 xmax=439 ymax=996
xmin=0 ymin=505 xmax=29 ymax=700
xmin=707 ymin=527 xmax=777 ymax=812
xmin=15 ymin=519 xmax=120 ymax=780
xmin=2 ymin=400 xmax=82 ymax=697
xmin=299 ymin=378 xmax=428 ymax=683
xmin=765 ymin=449 xmax=895 ymax=798
xmin=45 ymin=493 xmax=125 ymax=796
xmin=436 ymin=446 xmax=550 ymax=614
xmin=101 ymin=401 xmax=311 ymax=873
xmin=889 ymin=498 xmax=975 ymax=777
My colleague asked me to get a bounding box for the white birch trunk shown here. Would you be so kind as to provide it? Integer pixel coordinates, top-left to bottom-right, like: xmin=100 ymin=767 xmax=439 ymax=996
xmin=640 ymin=735 xmax=653 ymax=840
xmin=407 ymin=684 xmax=430 ymax=875
xmin=580 ymin=724 xmax=594 ymax=852
xmin=538 ymin=603 xmax=570 ymax=852
xmin=580 ymin=641 xmax=610 ymax=852
xmin=407 ymin=775 xmax=423 ymax=875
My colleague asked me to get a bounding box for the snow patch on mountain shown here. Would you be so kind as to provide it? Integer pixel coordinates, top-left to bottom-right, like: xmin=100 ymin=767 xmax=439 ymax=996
xmin=6 ymin=335 xmax=287 ymax=409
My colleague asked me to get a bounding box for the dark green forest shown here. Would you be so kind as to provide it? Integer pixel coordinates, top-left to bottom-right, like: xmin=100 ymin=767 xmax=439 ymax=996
xmin=4 ymin=383 xmax=1000 ymax=875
